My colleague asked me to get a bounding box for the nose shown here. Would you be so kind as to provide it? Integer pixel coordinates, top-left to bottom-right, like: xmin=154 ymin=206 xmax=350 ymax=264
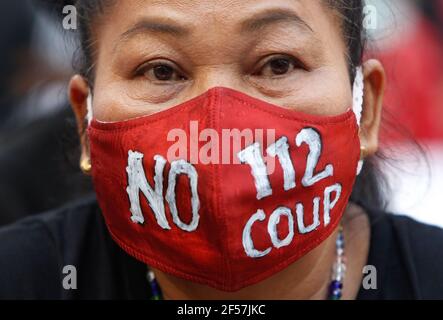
xmin=188 ymin=64 xmax=246 ymax=98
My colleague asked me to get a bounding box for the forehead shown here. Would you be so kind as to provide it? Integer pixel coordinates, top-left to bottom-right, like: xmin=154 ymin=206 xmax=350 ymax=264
xmin=99 ymin=0 xmax=338 ymax=38
xmin=120 ymin=0 xmax=326 ymax=15
xmin=92 ymin=0 xmax=348 ymax=75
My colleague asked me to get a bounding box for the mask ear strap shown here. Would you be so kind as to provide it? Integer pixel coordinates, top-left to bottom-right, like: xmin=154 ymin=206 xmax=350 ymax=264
xmin=352 ymin=66 xmax=365 ymax=175
xmin=86 ymin=90 xmax=93 ymax=125
xmin=352 ymin=66 xmax=364 ymax=127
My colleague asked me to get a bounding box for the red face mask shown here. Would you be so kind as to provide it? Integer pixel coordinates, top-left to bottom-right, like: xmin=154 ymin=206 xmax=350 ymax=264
xmin=88 ymin=87 xmax=361 ymax=292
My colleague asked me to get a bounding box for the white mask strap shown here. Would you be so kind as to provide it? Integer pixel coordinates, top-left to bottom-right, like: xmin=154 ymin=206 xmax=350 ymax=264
xmin=86 ymin=90 xmax=93 ymax=125
xmin=352 ymin=66 xmax=365 ymax=175
xmin=352 ymin=66 xmax=364 ymax=127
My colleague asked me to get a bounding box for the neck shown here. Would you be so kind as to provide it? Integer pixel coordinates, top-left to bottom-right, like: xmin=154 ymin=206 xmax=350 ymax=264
xmin=151 ymin=229 xmax=338 ymax=300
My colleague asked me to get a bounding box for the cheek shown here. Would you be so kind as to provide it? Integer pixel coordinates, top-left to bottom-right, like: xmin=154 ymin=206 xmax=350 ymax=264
xmin=91 ymin=86 xmax=161 ymax=122
xmin=272 ymin=67 xmax=353 ymax=117
xmin=91 ymin=76 xmax=353 ymax=123
xmin=91 ymin=72 xmax=185 ymax=122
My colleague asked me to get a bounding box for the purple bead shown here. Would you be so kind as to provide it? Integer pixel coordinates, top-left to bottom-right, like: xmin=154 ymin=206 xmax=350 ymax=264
xmin=330 ymin=280 xmax=343 ymax=290
xmin=150 ymin=280 xmax=161 ymax=296
xmin=329 ymin=281 xmax=343 ymax=292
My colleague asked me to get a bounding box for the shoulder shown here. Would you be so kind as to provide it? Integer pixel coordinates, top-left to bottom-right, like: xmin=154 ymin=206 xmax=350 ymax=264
xmin=383 ymin=213 xmax=443 ymax=299
xmin=0 ymin=195 xmax=102 ymax=299
xmin=387 ymin=214 xmax=443 ymax=260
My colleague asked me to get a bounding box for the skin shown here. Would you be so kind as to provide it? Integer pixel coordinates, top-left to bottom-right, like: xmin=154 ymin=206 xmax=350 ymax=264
xmin=69 ymin=0 xmax=386 ymax=300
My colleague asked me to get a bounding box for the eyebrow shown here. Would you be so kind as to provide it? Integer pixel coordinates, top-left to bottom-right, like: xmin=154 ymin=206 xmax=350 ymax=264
xmin=119 ymin=19 xmax=190 ymax=41
xmin=240 ymin=8 xmax=314 ymax=34
xmin=117 ymin=8 xmax=314 ymax=46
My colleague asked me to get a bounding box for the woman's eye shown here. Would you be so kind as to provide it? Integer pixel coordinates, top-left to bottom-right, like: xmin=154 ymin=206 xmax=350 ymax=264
xmin=256 ymin=56 xmax=300 ymax=77
xmin=138 ymin=62 xmax=187 ymax=82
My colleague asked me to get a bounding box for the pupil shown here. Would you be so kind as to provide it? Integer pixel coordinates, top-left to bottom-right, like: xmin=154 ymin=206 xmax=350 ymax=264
xmin=270 ymin=59 xmax=290 ymax=75
xmin=154 ymin=65 xmax=173 ymax=80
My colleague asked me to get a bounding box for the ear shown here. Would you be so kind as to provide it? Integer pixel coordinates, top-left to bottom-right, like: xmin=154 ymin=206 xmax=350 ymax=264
xmin=359 ymin=59 xmax=386 ymax=158
xmin=69 ymin=75 xmax=92 ymax=175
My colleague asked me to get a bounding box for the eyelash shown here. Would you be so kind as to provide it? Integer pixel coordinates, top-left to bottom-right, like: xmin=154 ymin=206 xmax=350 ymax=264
xmin=134 ymin=60 xmax=188 ymax=82
xmin=253 ymin=54 xmax=306 ymax=76
xmin=134 ymin=54 xmax=305 ymax=82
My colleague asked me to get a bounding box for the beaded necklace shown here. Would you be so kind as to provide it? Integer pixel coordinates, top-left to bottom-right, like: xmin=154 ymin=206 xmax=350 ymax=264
xmin=328 ymin=225 xmax=346 ymax=300
xmin=147 ymin=226 xmax=346 ymax=300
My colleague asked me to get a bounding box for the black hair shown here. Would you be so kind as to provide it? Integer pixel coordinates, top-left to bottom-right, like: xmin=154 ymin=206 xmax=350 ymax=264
xmin=48 ymin=0 xmax=389 ymax=211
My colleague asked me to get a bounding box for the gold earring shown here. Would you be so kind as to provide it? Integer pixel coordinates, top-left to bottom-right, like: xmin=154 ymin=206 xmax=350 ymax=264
xmin=360 ymin=145 xmax=368 ymax=159
xmin=80 ymin=157 xmax=92 ymax=174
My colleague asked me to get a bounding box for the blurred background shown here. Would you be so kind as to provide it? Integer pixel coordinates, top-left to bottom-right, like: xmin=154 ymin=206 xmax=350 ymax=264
xmin=0 ymin=0 xmax=442 ymax=227
xmin=0 ymin=0 xmax=91 ymax=225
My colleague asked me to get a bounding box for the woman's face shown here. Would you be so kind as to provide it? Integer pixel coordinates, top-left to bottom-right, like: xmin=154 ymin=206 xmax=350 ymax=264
xmin=70 ymin=0 xmax=385 ymax=167
xmin=89 ymin=0 xmax=353 ymax=122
